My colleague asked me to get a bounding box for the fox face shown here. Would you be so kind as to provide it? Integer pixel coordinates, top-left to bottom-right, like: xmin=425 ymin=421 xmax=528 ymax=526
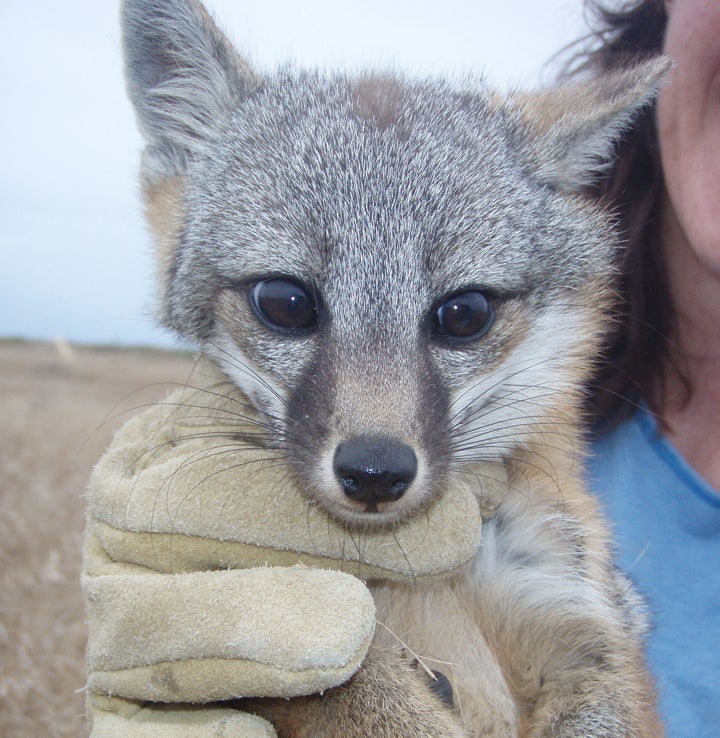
xmin=124 ymin=0 xmax=665 ymax=528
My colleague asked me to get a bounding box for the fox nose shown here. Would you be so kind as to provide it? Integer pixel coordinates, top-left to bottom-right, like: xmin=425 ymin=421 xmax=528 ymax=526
xmin=333 ymin=437 xmax=418 ymax=510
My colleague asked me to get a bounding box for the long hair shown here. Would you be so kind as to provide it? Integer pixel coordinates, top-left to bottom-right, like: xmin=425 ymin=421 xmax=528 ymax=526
xmin=559 ymin=0 xmax=677 ymax=429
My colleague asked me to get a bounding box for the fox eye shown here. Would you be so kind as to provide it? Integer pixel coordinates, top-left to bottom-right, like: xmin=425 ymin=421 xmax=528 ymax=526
xmin=433 ymin=290 xmax=494 ymax=342
xmin=250 ymin=278 xmax=318 ymax=332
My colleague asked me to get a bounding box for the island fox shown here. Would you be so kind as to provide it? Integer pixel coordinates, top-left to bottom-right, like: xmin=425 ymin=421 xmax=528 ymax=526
xmin=122 ymin=0 xmax=667 ymax=735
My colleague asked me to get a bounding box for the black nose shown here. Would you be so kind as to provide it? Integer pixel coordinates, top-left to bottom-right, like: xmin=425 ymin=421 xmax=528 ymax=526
xmin=333 ymin=437 xmax=418 ymax=510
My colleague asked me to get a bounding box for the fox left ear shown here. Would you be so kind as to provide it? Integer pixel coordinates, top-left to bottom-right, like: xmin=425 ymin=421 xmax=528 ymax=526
xmin=511 ymin=56 xmax=670 ymax=192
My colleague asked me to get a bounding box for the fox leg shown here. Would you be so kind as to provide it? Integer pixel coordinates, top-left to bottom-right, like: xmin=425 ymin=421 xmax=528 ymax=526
xmin=239 ymin=647 xmax=466 ymax=738
xmin=474 ymin=495 xmax=662 ymax=738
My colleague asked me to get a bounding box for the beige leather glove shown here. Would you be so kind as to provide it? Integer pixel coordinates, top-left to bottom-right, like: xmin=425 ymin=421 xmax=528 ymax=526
xmin=83 ymin=360 xmax=503 ymax=737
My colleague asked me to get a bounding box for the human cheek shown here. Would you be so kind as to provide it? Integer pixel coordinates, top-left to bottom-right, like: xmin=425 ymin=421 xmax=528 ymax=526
xmin=659 ymin=0 xmax=720 ymax=273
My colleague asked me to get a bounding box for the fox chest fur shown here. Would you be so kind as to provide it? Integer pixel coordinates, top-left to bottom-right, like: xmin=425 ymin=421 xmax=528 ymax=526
xmin=121 ymin=1 xmax=667 ymax=736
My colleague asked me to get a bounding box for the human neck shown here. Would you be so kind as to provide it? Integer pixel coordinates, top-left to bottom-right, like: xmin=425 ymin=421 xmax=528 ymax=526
xmin=654 ymin=197 xmax=720 ymax=490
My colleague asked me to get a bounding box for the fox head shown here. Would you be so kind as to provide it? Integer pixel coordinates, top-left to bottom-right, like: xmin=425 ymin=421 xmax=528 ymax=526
xmin=122 ymin=0 xmax=666 ymax=528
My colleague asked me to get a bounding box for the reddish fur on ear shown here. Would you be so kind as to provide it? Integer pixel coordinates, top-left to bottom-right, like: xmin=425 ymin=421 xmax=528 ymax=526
xmin=142 ymin=175 xmax=185 ymax=313
xmin=512 ymin=56 xmax=670 ymax=191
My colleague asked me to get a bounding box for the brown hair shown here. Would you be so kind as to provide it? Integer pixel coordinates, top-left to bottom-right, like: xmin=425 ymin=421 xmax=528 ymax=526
xmin=560 ymin=0 xmax=676 ymax=429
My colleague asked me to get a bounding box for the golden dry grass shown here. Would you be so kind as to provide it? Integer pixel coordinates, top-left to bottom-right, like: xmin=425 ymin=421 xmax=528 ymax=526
xmin=0 ymin=340 xmax=195 ymax=738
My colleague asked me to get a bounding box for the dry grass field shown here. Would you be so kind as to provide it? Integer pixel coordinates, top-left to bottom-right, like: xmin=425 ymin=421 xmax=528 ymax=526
xmin=0 ymin=340 xmax=195 ymax=738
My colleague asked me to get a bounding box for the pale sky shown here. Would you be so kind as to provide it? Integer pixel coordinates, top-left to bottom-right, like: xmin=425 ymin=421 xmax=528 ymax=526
xmin=0 ymin=0 xmax=587 ymax=349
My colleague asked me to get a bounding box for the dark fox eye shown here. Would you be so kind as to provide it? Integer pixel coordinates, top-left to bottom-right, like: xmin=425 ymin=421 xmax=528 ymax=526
xmin=433 ymin=290 xmax=494 ymax=341
xmin=250 ymin=278 xmax=318 ymax=332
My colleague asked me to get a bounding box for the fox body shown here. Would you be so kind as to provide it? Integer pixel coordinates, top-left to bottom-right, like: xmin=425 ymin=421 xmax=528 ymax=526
xmin=122 ymin=1 xmax=666 ymax=735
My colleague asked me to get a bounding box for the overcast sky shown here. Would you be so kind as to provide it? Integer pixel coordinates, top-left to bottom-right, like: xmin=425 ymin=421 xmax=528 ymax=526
xmin=0 ymin=0 xmax=587 ymax=349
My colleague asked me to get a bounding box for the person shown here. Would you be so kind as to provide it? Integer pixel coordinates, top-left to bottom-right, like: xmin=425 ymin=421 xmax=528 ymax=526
xmin=561 ymin=1 xmax=720 ymax=735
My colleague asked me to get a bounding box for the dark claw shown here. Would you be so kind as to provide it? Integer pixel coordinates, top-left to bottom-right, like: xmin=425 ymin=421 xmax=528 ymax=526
xmin=428 ymin=669 xmax=454 ymax=708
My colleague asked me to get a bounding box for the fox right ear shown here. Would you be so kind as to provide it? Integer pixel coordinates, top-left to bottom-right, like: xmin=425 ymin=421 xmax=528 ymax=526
xmin=122 ymin=0 xmax=258 ymax=181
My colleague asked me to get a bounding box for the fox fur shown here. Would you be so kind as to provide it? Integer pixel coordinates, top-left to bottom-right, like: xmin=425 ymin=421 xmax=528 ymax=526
xmin=121 ymin=0 xmax=668 ymax=735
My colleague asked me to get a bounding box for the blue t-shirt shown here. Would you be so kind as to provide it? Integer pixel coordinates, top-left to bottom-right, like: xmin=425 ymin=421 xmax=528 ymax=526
xmin=587 ymin=408 xmax=720 ymax=738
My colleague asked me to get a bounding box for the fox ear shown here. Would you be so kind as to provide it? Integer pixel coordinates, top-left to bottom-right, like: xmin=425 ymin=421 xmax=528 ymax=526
xmin=512 ymin=56 xmax=670 ymax=192
xmin=122 ymin=0 xmax=258 ymax=180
